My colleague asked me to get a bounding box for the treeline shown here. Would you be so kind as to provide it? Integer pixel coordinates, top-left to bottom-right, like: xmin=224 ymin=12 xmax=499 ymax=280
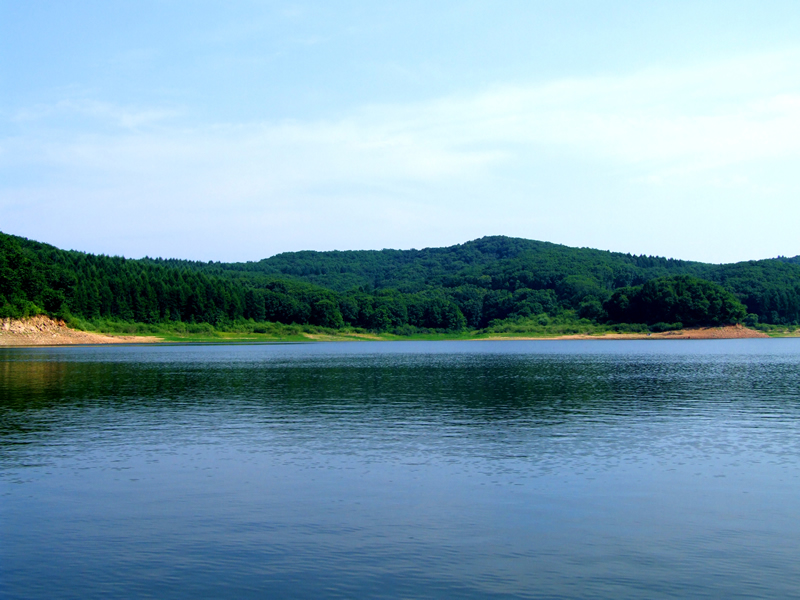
xmin=2 ymin=231 xmax=799 ymax=331
xmin=710 ymin=261 xmax=800 ymax=326
xmin=605 ymin=276 xmax=747 ymax=328
xmin=0 ymin=233 xmax=467 ymax=331
xmin=146 ymin=235 xmax=800 ymax=326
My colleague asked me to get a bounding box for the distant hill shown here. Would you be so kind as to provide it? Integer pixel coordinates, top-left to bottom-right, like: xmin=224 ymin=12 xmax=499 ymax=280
xmin=2 ymin=231 xmax=799 ymax=330
xmin=149 ymin=236 xmax=709 ymax=292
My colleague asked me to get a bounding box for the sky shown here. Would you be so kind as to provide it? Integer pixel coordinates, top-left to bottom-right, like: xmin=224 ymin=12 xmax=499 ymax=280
xmin=2 ymin=1 xmax=800 ymax=263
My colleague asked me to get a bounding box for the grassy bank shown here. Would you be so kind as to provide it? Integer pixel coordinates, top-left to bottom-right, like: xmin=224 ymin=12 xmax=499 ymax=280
xmin=755 ymin=324 xmax=800 ymax=337
xmin=6 ymin=313 xmax=794 ymax=345
xmin=65 ymin=317 xmax=376 ymax=342
xmin=58 ymin=312 xmax=729 ymax=343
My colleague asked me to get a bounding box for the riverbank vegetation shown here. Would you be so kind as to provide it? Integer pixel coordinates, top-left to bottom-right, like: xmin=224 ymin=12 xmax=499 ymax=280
xmin=63 ymin=310 xmax=648 ymax=341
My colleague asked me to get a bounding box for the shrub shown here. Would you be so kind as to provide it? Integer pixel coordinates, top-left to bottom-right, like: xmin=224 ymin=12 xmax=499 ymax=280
xmin=649 ymin=322 xmax=683 ymax=333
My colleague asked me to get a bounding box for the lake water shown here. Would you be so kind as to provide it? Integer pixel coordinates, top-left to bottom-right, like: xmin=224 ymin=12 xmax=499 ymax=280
xmin=2 ymin=339 xmax=800 ymax=599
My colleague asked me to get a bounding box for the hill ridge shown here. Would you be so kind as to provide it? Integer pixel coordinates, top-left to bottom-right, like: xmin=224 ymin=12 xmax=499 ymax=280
xmin=2 ymin=230 xmax=799 ymax=330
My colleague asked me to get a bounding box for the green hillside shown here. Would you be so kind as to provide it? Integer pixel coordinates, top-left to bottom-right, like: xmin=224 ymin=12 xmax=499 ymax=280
xmin=149 ymin=236 xmax=708 ymax=292
xmin=2 ymin=231 xmax=799 ymax=333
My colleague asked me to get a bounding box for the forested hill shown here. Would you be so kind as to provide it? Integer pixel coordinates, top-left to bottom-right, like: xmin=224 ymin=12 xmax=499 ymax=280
xmin=2 ymin=231 xmax=799 ymax=331
xmin=148 ymin=236 xmax=708 ymax=293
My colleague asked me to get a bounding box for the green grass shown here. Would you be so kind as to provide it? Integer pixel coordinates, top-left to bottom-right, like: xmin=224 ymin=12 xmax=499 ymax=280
xmin=59 ymin=312 xmax=691 ymax=343
xmin=761 ymin=325 xmax=800 ymax=337
xmin=66 ymin=317 xmax=373 ymax=342
xmin=474 ymin=312 xmax=656 ymax=338
xmin=55 ymin=310 xmax=798 ymax=344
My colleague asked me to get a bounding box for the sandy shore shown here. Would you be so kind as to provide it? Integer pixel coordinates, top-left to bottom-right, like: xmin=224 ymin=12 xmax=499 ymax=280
xmin=487 ymin=324 xmax=770 ymax=341
xmin=1 ymin=316 xmax=161 ymax=346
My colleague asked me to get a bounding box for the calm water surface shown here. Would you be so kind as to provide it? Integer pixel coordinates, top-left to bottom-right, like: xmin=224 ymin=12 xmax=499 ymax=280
xmin=2 ymin=339 xmax=800 ymax=599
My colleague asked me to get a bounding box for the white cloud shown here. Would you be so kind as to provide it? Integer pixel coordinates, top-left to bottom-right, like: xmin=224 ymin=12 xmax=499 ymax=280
xmin=10 ymin=47 xmax=800 ymax=180
xmin=13 ymin=99 xmax=178 ymax=130
xmin=3 ymin=48 xmax=800 ymax=261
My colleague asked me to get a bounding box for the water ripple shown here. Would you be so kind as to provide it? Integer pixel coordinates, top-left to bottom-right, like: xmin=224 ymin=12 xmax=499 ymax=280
xmin=2 ymin=340 xmax=800 ymax=599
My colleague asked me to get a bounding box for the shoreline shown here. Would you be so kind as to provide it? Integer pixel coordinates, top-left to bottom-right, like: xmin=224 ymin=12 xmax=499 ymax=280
xmin=2 ymin=317 xmax=787 ymax=347
xmin=483 ymin=325 xmax=771 ymax=341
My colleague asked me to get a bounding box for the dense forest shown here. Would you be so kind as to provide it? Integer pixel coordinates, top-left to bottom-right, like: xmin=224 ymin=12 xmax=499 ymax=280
xmin=2 ymin=231 xmax=799 ymax=332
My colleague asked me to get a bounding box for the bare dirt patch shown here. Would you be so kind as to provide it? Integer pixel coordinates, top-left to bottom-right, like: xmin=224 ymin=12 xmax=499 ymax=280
xmin=0 ymin=316 xmax=161 ymax=346
xmin=490 ymin=324 xmax=769 ymax=341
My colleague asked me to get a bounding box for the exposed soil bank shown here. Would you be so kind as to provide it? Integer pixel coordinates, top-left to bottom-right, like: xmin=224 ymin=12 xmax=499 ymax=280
xmin=0 ymin=316 xmax=161 ymax=346
xmin=492 ymin=324 xmax=770 ymax=341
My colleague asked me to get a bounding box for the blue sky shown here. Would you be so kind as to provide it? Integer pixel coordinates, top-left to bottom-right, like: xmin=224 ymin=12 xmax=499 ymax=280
xmin=2 ymin=1 xmax=800 ymax=262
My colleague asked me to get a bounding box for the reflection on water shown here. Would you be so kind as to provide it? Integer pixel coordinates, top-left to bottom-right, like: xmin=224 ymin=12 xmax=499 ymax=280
xmin=2 ymin=340 xmax=800 ymax=599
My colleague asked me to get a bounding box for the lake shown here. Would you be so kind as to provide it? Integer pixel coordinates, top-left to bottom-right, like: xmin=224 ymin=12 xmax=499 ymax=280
xmin=2 ymin=339 xmax=800 ymax=599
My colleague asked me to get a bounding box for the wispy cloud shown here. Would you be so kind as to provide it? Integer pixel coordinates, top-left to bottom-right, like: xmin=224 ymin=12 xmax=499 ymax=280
xmin=11 ymin=47 xmax=800 ymax=179
xmin=3 ymin=48 xmax=800 ymax=260
xmin=13 ymin=99 xmax=179 ymax=130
